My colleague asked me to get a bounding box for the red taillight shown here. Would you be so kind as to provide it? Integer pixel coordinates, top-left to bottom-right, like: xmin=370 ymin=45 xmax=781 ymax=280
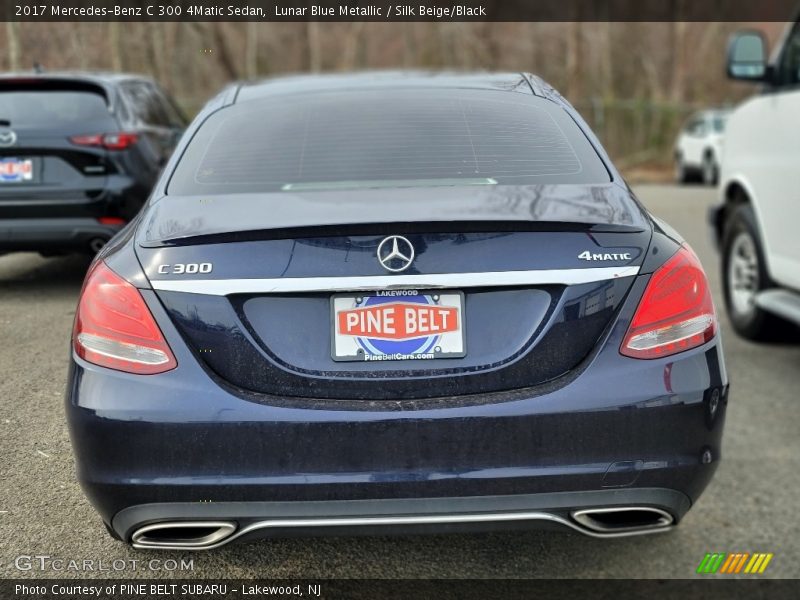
xmin=621 ymin=245 xmax=716 ymax=359
xmin=97 ymin=216 xmax=126 ymax=226
xmin=73 ymin=262 xmax=177 ymax=375
xmin=69 ymin=132 xmax=138 ymax=150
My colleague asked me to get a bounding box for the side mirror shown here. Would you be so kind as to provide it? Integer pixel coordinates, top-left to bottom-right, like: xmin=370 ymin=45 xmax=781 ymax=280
xmin=727 ymin=30 xmax=768 ymax=81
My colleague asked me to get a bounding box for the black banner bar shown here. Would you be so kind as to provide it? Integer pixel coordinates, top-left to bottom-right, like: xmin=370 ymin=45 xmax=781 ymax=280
xmin=3 ymin=579 xmax=800 ymax=600
xmin=1 ymin=0 xmax=800 ymax=22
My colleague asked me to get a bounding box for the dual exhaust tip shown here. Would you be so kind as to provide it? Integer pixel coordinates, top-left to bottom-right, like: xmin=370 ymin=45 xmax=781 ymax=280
xmin=570 ymin=506 xmax=674 ymax=534
xmin=131 ymin=521 xmax=237 ymax=550
xmin=129 ymin=506 xmax=674 ymax=550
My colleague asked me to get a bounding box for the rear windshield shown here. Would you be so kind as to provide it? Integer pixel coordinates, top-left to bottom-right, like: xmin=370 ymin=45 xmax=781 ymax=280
xmin=168 ymin=89 xmax=610 ymax=195
xmin=0 ymin=88 xmax=113 ymax=129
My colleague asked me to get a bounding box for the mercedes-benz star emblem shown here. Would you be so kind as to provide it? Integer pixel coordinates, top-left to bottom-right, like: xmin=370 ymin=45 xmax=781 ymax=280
xmin=377 ymin=235 xmax=415 ymax=273
xmin=0 ymin=130 xmax=17 ymax=147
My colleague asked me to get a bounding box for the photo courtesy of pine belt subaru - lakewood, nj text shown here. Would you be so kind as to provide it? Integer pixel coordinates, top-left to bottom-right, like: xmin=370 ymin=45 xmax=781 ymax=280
xmin=66 ymin=72 xmax=728 ymax=550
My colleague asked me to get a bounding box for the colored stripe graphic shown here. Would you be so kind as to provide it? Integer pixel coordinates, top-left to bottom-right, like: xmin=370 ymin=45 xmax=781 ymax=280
xmin=757 ymin=554 xmax=774 ymax=573
xmin=696 ymin=553 xmax=712 ymax=573
xmin=699 ymin=552 xmax=773 ymax=575
xmin=744 ymin=553 xmax=774 ymax=574
xmin=734 ymin=553 xmax=750 ymax=574
xmin=719 ymin=554 xmax=737 ymax=573
xmin=697 ymin=553 xmax=726 ymax=574
xmin=719 ymin=553 xmax=749 ymax=573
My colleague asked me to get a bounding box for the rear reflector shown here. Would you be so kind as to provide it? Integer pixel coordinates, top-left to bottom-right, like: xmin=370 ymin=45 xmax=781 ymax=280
xmin=621 ymin=245 xmax=716 ymax=359
xmin=73 ymin=262 xmax=177 ymax=374
xmin=69 ymin=132 xmax=139 ymax=150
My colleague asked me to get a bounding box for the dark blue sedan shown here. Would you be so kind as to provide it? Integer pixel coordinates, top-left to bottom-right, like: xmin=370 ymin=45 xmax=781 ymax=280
xmin=66 ymin=72 xmax=727 ymax=550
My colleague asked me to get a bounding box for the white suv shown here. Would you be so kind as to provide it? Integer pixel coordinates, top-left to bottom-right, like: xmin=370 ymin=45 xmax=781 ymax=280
xmin=674 ymin=109 xmax=729 ymax=185
xmin=711 ymin=22 xmax=800 ymax=340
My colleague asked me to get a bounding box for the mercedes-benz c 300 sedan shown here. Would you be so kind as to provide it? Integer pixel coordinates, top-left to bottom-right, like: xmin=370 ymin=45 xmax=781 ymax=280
xmin=66 ymin=72 xmax=728 ymax=549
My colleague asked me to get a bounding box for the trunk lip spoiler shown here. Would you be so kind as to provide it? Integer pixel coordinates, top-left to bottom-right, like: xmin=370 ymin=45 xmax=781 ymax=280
xmin=138 ymin=222 xmax=649 ymax=248
xmin=149 ymin=266 xmax=641 ymax=296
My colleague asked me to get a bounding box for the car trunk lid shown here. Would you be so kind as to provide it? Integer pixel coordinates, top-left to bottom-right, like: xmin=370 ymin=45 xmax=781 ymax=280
xmin=137 ymin=185 xmax=651 ymax=400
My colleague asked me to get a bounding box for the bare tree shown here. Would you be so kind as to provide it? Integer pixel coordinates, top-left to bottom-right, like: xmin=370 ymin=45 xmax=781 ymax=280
xmin=402 ymin=23 xmax=417 ymax=67
xmin=565 ymin=22 xmax=583 ymax=100
xmin=670 ymin=21 xmax=689 ymax=103
xmin=339 ymin=22 xmax=365 ymax=70
xmin=599 ymin=22 xmax=615 ymax=101
xmin=107 ymin=22 xmax=123 ymax=71
xmin=6 ymin=21 xmax=20 ymax=70
xmin=2 ymin=20 xmax=768 ymax=163
xmin=245 ymin=22 xmax=258 ymax=79
xmin=212 ymin=22 xmax=240 ymax=79
xmin=307 ymin=21 xmax=321 ymax=72
xmin=69 ymin=23 xmax=89 ymax=70
xmin=145 ymin=23 xmax=167 ymax=82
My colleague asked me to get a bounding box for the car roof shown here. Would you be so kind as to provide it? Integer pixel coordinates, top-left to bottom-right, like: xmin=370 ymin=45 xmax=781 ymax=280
xmin=0 ymin=71 xmax=154 ymax=88
xmin=235 ymin=71 xmax=538 ymax=103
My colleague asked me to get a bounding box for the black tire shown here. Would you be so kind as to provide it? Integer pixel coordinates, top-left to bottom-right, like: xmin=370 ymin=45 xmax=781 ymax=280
xmin=702 ymin=152 xmax=719 ymax=186
xmin=674 ymin=154 xmax=690 ymax=184
xmin=721 ymin=203 xmax=784 ymax=340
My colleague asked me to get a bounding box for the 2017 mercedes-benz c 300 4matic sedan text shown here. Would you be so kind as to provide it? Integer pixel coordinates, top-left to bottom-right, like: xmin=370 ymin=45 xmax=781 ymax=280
xmin=66 ymin=72 xmax=728 ymax=549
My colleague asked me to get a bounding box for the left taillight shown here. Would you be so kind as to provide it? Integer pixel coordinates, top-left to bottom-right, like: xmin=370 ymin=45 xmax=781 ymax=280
xmin=621 ymin=245 xmax=717 ymax=359
xmin=73 ymin=262 xmax=177 ymax=374
xmin=69 ymin=132 xmax=138 ymax=150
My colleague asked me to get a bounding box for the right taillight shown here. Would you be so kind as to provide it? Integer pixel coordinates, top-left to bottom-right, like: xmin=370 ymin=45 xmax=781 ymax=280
xmin=621 ymin=245 xmax=716 ymax=359
xmin=69 ymin=132 xmax=139 ymax=150
xmin=73 ymin=261 xmax=177 ymax=374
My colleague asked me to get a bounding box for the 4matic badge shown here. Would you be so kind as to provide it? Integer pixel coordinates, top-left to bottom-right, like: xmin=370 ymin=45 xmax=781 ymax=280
xmin=578 ymin=251 xmax=633 ymax=261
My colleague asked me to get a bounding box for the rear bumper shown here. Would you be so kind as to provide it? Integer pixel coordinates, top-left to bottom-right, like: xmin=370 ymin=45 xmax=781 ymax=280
xmin=67 ymin=348 xmax=728 ymax=545
xmin=0 ymin=217 xmax=122 ymax=251
xmin=114 ymin=489 xmax=689 ymax=549
xmin=66 ymin=286 xmax=729 ymax=546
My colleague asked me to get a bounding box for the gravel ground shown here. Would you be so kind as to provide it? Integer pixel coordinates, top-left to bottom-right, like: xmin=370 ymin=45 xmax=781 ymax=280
xmin=0 ymin=184 xmax=798 ymax=579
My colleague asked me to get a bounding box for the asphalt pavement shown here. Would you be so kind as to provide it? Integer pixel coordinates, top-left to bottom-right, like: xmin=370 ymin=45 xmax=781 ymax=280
xmin=1 ymin=184 xmax=798 ymax=579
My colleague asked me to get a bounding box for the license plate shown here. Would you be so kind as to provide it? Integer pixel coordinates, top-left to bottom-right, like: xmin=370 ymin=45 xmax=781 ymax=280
xmin=0 ymin=158 xmax=34 ymax=183
xmin=331 ymin=290 xmax=466 ymax=362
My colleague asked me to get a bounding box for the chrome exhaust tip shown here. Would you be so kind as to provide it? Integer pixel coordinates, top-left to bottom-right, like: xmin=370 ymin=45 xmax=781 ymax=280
xmin=131 ymin=521 xmax=237 ymax=550
xmin=88 ymin=237 xmax=108 ymax=253
xmin=571 ymin=507 xmax=674 ymax=535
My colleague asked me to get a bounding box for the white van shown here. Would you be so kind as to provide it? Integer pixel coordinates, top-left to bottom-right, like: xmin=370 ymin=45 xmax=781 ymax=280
xmin=711 ymin=22 xmax=800 ymax=339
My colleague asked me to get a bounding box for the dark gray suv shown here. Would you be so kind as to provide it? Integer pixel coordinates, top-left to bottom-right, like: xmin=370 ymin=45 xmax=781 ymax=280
xmin=0 ymin=72 xmax=186 ymax=255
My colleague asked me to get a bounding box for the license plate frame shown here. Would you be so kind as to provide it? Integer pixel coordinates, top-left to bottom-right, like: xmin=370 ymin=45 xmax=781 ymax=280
xmin=331 ymin=290 xmax=466 ymax=362
xmin=0 ymin=157 xmax=35 ymax=184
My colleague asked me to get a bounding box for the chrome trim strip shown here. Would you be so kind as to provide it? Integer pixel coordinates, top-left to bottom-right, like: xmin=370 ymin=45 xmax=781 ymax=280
xmin=149 ymin=266 xmax=641 ymax=296
xmin=131 ymin=509 xmax=672 ymax=551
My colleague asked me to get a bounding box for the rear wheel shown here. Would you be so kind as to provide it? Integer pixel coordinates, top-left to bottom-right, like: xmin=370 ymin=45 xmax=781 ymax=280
xmin=702 ymin=153 xmax=718 ymax=186
xmin=674 ymin=154 xmax=690 ymax=184
xmin=721 ymin=204 xmax=783 ymax=340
